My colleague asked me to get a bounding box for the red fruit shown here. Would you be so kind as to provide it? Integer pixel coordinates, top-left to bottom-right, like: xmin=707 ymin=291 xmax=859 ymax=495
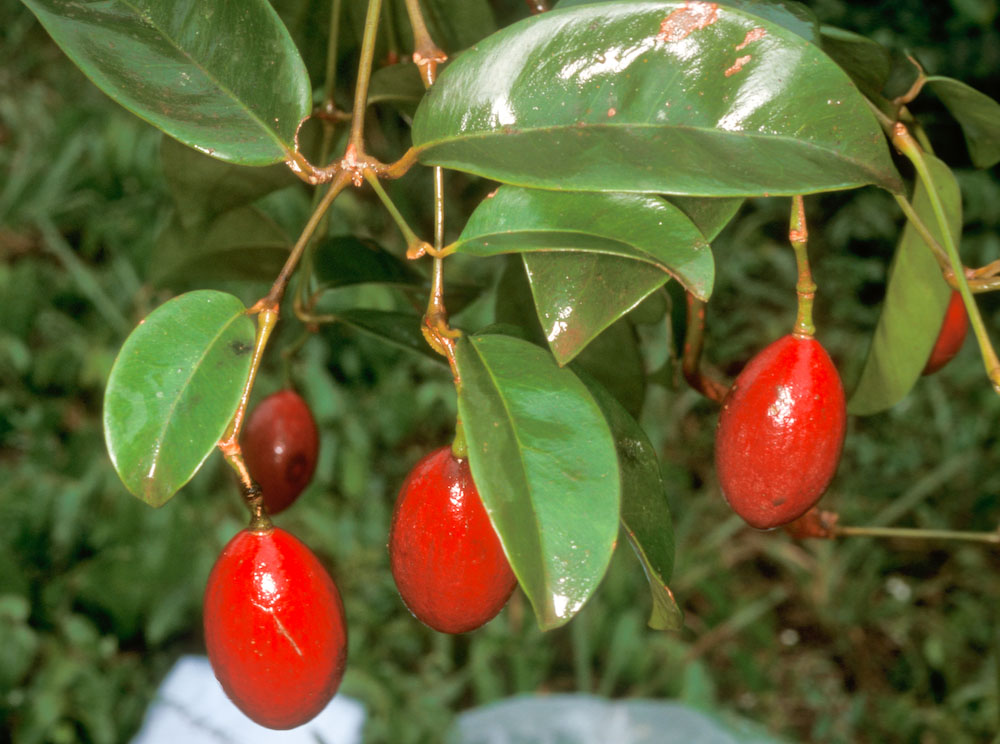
xmin=389 ymin=446 xmax=517 ymax=634
xmin=923 ymin=290 xmax=968 ymax=376
xmin=243 ymin=390 xmax=319 ymax=514
xmin=204 ymin=526 xmax=347 ymax=729
xmin=714 ymin=334 xmax=847 ymax=530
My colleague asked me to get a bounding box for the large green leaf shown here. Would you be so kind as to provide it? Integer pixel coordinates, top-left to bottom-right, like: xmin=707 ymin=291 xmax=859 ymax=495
xmin=456 ymin=334 xmax=620 ymax=630
xmin=150 ymin=207 xmax=290 ymax=288
xmin=160 ymin=137 xmax=298 ymax=228
xmin=455 ymin=187 xmax=713 ymax=364
xmin=848 ymin=155 xmax=961 ymax=415
xmin=412 ymin=2 xmax=901 ymax=196
xmin=927 ymin=77 xmax=1000 ymax=170
xmin=579 ymin=372 xmax=681 ymax=631
xmin=23 ymin=0 xmax=311 ymax=165
xmin=103 ymin=291 xmax=255 ymax=506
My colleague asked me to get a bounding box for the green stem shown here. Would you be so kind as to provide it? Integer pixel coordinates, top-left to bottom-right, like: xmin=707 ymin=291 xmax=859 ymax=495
xmin=789 ymin=195 xmax=815 ymax=337
xmin=893 ymin=124 xmax=1000 ymax=392
xmin=835 ymin=525 xmax=1000 ymax=544
xmin=323 ymin=0 xmax=343 ymax=114
xmin=362 ymin=169 xmax=428 ymax=255
xmin=892 ymin=192 xmax=951 ymax=268
xmin=349 ymin=0 xmax=382 ymax=151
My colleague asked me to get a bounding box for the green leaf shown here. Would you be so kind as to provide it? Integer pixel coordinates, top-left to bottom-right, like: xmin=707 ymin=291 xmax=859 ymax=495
xmin=819 ymin=25 xmax=891 ymax=102
xmin=412 ymin=2 xmax=901 ymax=196
xmin=555 ymin=0 xmax=822 ymax=44
xmin=927 ymin=77 xmax=1000 ymax=169
xmin=848 ymin=155 xmax=961 ymax=415
xmin=368 ymin=62 xmax=427 ymax=118
xmin=578 ymin=372 xmax=681 ymax=631
xmin=313 ymin=236 xmax=423 ymax=290
xmin=570 ymin=318 xmax=646 ymax=421
xmin=455 ymin=334 xmax=620 ymax=630
xmin=668 ymin=196 xmax=744 ymax=242
xmin=103 ymin=291 xmax=255 ymax=506
xmin=150 ymin=207 xmax=290 ymax=288
xmin=161 ymin=137 xmax=298 ymax=228
xmin=420 ymin=0 xmax=498 ymax=53
xmin=455 ymin=187 xmax=713 ymax=364
xmin=331 ymin=309 xmax=446 ymax=364
xmin=23 ymin=0 xmax=311 ymax=165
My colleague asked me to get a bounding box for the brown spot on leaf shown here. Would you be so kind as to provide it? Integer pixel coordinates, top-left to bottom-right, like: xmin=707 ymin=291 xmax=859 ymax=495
xmin=657 ymin=1 xmax=719 ymax=44
xmin=724 ymin=55 xmax=752 ymax=77
xmin=735 ymin=27 xmax=766 ymax=51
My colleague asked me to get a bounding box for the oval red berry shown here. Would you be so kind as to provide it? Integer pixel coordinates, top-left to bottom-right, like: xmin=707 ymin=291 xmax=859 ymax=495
xmin=204 ymin=527 xmax=347 ymax=729
xmin=923 ymin=290 xmax=968 ymax=376
xmin=714 ymin=334 xmax=847 ymax=529
xmin=389 ymin=446 xmax=517 ymax=634
xmin=243 ymin=390 xmax=319 ymax=514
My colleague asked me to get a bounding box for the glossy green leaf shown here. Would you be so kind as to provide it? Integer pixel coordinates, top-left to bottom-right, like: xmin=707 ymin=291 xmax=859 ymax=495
xmin=421 ymin=0 xmax=497 ymax=53
xmin=412 ymin=2 xmax=901 ymax=196
xmin=331 ymin=309 xmax=446 ymax=364
xmin=313 ymin=237 xmax=423 ymax=290
xmin=668 ymin=197 xmax=744 ymax=242
xmin=103 ymin=291 xmax=255 ymax=506
xmin=578 ymin=371 xmax=681 ymax=631
xmin=161 ymin=137 xmax=298 ymax=228
xmin=456 ymin=187 xmax=712 ymax=363
xmin=150 ymin=207 xmax=290 ymax=288
xmin=23 ymin=0 xmax=311 ymax=165
xmin=848 ymin=155 xmax=961 ymax=415
xmin=820 ymin=25 xmax=891 ymax=102
xmin=456 ymin=334 xmax=620 ymax=630
xmin=927 ymin=77 xmax=1000 ymax=169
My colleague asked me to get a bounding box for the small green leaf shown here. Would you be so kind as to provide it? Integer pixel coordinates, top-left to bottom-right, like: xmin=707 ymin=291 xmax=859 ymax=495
xmin=848 ymin=155 xmax=961 ymax=414
xmin=23 ymin=0 xmax=311 ymax=165
xmin=578 ymin=372 xmax=681 ymax=631
xmin=456 ymin=333 xmax=620 ymax=630
xmin=455 ymin=187 xmax=713 ymax=364
xmin=368 ymin=63 xmax=427 ymax=118
xmin=927 ymin=77 xmax=1000 ymax=169
xmin=103 ymin=291 xmax=255 ymax=506
xmin=820 ymin=25 xmax=891 ymax=101
xmin=161 ymin=137 xmax=298 ymax=228
xmin=413 ymin=2 xmax=901 ymax=196
xmin=313 ymin=237 xmax=424 ymax=290
xmin=150 ymin=207 xmax=290 ymax=288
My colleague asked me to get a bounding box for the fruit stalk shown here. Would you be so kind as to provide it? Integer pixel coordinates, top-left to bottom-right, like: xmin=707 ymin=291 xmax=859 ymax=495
xmin=789 ymin=195 xmax=815 ymax=337
xmin=681 ymin=292 xmax=728 ymax=403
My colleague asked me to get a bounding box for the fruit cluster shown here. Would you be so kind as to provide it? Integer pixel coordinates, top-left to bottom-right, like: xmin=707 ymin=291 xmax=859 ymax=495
xmin=203 ymin=391 xmax=514 ymax=729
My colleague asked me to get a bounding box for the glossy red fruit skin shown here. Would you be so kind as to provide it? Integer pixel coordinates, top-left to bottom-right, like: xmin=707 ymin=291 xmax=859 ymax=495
xmin=714 ymin=334 xmax=847 ymax=530
xmin=204 ymin=527 xmax=347 ymax=730
xmin=243 ymin=390 xmax=319 ymax=514
xmin=923 ymin=290 xmax=969 ymax=376
xmin=389 ymin=446 xmax=517 ymax=634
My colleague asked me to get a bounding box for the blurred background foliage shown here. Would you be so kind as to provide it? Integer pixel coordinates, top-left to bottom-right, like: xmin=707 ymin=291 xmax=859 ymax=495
xmin=1 ymin=0 xmax=999 ymax=742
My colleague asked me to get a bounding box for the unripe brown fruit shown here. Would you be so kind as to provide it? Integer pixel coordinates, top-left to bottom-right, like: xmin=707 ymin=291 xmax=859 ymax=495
xmin=204 ymin=526 xmax=347 ymax=729
xmin=389 ymin=446 xmax=517 ymax=634
xmin=243 ymin=390 xmax=319 ymax=515
xmin=714 ymin=334 xmax=846 ymax=529
xmin=922 ymin=290 xmax=968 ymax=376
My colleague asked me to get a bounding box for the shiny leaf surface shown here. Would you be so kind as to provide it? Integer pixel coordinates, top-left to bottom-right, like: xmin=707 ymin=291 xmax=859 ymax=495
xmin=103 ymin=291 xmax=255 ymax=506
xmin=927 ymin=77 xmax=1000 ymax=169
xmin=413 ymin=2 xmax=901 ymax=196
xmin=456 ymin=334 xmax=620 ymax=630
xmin=848 ymin=155 xmax=961 ymax=414
xmin=580 ymin=372 xmax=681 ymax=631
xmin=455 ymin=187 xmax=712 ymax=363
xmin=23 ymin=0 xmax=311 ymax=165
